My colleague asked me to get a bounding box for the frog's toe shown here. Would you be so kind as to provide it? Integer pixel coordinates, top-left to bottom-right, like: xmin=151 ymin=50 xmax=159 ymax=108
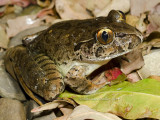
xmin=43 ymin=80 xmax=65 ymax=101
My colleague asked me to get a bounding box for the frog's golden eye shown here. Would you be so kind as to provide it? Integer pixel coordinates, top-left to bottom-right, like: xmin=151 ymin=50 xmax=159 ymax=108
xmin=96 ymin=29 xmax=114 ymax=45
xmin=118 ymin=10 xmax=126 ymax=21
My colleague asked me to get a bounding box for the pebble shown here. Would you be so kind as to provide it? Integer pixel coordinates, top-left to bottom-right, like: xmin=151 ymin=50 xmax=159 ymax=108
xmin=0 ymin=98 xmax=26 ymax=120
xmin=25 ymin=100 xmax=40 ymax=120
xmin=138 ymin=49 xmax=160 ymax=79
xmin=0 ymin=52 xmax=26 ymax=101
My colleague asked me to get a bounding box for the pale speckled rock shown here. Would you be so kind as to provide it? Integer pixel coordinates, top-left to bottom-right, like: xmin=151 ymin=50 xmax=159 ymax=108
xmin=0 ymin=98 xmax=26 ymax=120
xmin=25 ymin=100 xmax=40 ymax=120
xmin=138 ymin=49 xmax=160 ymax=79
xmin=0 ymin=52 xmax=26 ymax=101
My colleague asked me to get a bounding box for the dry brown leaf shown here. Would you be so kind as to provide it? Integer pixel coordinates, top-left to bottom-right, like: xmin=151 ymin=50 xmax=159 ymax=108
xmin=0 ymin=0 xmax=35 ymax=7
xmin=36 ymin=0 xmax=55 ymax=18
xmin=126 ymin=14 xmax=139 ymax=27
xmin=67 ymin=105 xmax=121 ymax=120
xmin=120 ymin=49 xmax=144 ymax=75
xmin=139 ymin=31 xmax=160 ymax=55
xmin=31 ymin=101 xmax=60 ymax=113
xmin=127 ymin=72 xmax=141 ymax=83
xmin=31 ymin=98 xmax=76 ymax=113
xmin=136 ymin=13 xmax=147 ymax=34
xmin=147 ymin=14 xmax=160 ymax=34
xmin=0 ymin=25 xmax=9 ymax=48
xmin=148 ymin=75 xmax=160 ymax=81
xmin=126 ymin=14 xmax=147 ymax=34
xmin=6 ymin=15 xmax=43 ymax=38
xmin=95 ymin=0 xmax=130 ymax=17
xmin=84 ymin=0 xmax=111 ymax=16
xmin=55 ymin=0 xmax=91 ymax=20
xmin=130 ymin=0 xmax=160 ymax=16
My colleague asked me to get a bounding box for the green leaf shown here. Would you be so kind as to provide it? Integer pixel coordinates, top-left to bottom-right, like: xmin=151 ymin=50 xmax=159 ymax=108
xmin=60 ymin=79 xmax=160 ymax=119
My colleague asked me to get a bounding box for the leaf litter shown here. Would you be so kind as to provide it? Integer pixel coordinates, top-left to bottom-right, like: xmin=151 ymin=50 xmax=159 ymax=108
xmin=1 ymin=0 xmax=160 ymax=120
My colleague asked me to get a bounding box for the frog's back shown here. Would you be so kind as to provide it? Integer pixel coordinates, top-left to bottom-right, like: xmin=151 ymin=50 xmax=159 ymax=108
xmin=27 ymin=11 xmax=142 ymax=64
xmin=27 ymin=17 xmax=107 ymax=62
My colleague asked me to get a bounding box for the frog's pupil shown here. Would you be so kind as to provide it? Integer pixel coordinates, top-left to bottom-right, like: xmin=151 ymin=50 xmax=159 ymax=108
xmin=102 ymin=31 xmax=108 ymax=41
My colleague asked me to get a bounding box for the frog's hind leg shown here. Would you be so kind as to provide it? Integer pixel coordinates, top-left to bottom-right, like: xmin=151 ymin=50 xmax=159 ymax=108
xmin=4 ymin=45 xmax=65 ymax=104
xmin=65 ymin=65 xmax=108 ymax=94
xmin=14 ymin=67 xmax=44 ymax=105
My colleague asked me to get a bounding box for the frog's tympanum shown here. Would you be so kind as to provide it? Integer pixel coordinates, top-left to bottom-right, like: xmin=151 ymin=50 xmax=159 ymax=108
xmin=4 ymin=10 xmax=143 ymax=105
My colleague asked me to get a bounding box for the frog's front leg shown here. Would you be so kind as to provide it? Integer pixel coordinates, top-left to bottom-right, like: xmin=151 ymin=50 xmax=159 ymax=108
xmin=65 ymin=65 xmax=108 ymax=94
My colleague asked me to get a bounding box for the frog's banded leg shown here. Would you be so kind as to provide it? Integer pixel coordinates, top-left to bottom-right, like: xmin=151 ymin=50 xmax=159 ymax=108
xmin=65 ymin=65 xmax=108 ymax=94
xmin=14 ymin=67 xmax=44 ymax=105
xmin=4 ymin=45 xmax=65 ymax=104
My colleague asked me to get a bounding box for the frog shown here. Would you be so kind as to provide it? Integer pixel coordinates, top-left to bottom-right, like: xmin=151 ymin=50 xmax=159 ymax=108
xmin=4 ymin=10 xmax=143 ymax=105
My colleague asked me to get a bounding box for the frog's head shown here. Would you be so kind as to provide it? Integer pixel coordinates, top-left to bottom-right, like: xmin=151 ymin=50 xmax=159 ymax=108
xmin=74 ymin=10 xmax=143 ymax=62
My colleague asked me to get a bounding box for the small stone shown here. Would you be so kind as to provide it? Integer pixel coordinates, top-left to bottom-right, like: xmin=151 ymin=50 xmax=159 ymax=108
xmin=0 ymin=98 xmax=26 ymax=120
xmin=138 ymin=49 xmax=160 ymax=79
xmin=33 ymin=112 xmax=56 ymax=120
xmin=0 ymin=52 xmax=26 ymax=101
xmin=25 ymin=100 xmax=40 ymax=120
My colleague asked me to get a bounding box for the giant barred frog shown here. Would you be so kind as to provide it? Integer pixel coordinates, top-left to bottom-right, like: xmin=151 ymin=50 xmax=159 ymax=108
xmin=4 ymin=10 xmax=143 ymax=105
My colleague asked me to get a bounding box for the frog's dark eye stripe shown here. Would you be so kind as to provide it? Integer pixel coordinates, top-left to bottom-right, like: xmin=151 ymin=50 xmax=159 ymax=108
xmin=96 ymin=29 xmax=114 ymax=45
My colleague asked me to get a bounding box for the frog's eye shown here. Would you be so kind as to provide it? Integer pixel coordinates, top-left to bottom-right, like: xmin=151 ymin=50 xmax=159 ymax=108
xmin=96 ymin=29 xmax=114 ymax=45
xmin=118 ymin=10 xmax=126 ymax=21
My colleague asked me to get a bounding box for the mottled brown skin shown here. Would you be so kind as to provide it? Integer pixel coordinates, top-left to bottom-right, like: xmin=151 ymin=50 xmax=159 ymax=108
xmin=4 ymin=10 xmax=143 ymax=104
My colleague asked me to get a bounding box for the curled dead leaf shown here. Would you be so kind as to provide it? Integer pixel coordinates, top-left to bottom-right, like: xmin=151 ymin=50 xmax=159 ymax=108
xmin=36 ymin=0 xmax=55 ymax=18
xmin=0 ymin=0 xmax=35 ymax=7
xmin=0 ymin=25 xmax=9 ymax=48
xmin=95 ymin=0 xmax=130 ymax=17
xmin=139 ymin=31 xmax=160 ymax=55
xmin=120 ymin=49 xmax=144 ymax=75
xmin=31 ymin=98 xmax=77 ymax=113
xmin=126 ymin=14 xmax=139 ymax=27
xmin=148 ymin=75 xmax=160 ymax=81
xmin=6 ymin=15 xmax=43 ymax=38
xmin=127 ymin=72 xmax=141 ymax=83
xmin=55 ymin=0 xmax=91 ymax=19
xmin=136 ymin=13 xmax=147 ymax=34
xmin=67 ymin=105 xmax=122 ymax=120
xmin=130 ymin=0 xmax=160 ymax=16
